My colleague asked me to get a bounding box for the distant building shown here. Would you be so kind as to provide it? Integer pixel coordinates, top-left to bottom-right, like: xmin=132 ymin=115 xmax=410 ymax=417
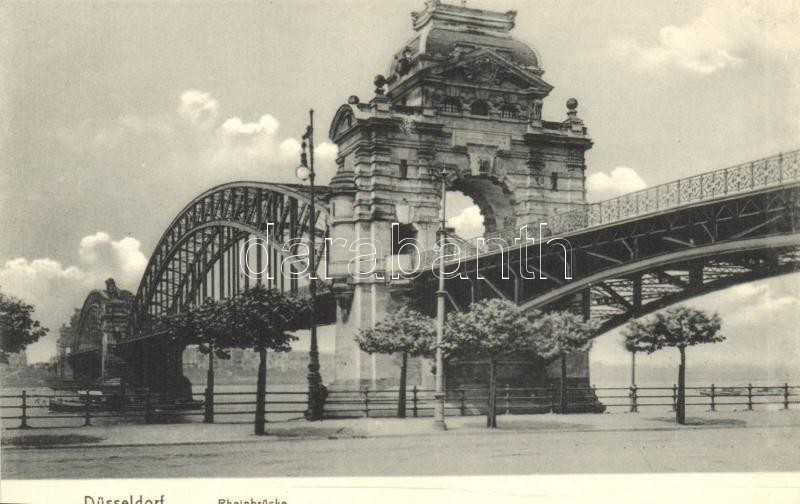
xmin=183 ymin=346 xmax=333 ymax=375
xmin=1 ymin=350 xmax=27 ymax=368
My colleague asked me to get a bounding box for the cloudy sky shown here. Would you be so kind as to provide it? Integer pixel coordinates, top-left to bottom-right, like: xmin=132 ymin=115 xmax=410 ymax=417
xmin=1 ymin=0 xmax=799 ymax=374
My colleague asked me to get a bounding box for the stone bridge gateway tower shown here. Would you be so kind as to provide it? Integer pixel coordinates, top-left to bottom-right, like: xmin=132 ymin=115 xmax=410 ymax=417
xmin=327 ymin=1 xmax=592 ymax=386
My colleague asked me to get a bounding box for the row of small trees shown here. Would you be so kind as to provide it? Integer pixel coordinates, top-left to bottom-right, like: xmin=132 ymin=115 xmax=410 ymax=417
xmin=358 ymin=300 xmax=724 ymax=427
xmin=357 ymin=300 xmax=597 ymax=428
xmin=159 ymin=285 xmax=311 ymax=435
xmin=1 ymin=282 xmax=723 ymax=428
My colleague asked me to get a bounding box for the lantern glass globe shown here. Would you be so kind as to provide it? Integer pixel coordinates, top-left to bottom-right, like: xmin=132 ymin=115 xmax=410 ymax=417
xmin=295 ymin=164 xmax=311 ymax=182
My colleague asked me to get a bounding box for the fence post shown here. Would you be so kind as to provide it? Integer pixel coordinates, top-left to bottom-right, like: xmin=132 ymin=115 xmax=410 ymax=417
xmin=144 ymin=394 xmax=154 ymax=424
xmin=83 ymin=391 xmax=92 ymax=427
xmin=412 ymin=386 xmax=418 ymax=418
xmin=204 ymin=387 xmax=214 ymax=424
xmin=459 ymin=387 xmax=466 ymax=416
xmin=550 ymin=384 xmax=557 ymax=413
xmin=747 ymin=383 xmax=753 ymax=411
xmin=710 ymin=383 xmax=716 ymax=412
xmin=672 ymin=384 xmax=678 ymax=412
xmin=784 ymin=383 xmax=790 ymax=410
xmin=20 ymin=390 xmax=30 ymax=429
xmin=362 ymin=387 xmax=370 ymax=418
xmin=629 ymin=385 xmax=638 ymax=413
xmin=504 ymin=384 xmax=511 ymax=415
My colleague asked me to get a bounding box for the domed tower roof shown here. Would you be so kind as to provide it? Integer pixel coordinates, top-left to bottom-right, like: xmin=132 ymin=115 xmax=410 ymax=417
xmin=386 ymin=0 xmax=546 ymax=98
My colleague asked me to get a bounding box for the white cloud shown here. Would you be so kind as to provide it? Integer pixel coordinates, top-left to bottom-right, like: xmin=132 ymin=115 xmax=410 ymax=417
xmin=586 ymin=166 xmax=647 ymax=202
xmin=219 ymin=115 xmax=280 ymax=137
xmin=610 ymin=0 xmax=800 ymax=76
xmin=77 ymin=232 xmax=148 ymax=286
xmin=209 ymin=111 xmax=338 ymax=182
xmin=88 ymin=90 xmax=340 ymax=185
xmin=448 ymin=205 xmax=485 ymax=239
xmin=177 ymin=89 xmax=220 ymax=128
xmin=0 ymin=233 xmax=148 ymax=362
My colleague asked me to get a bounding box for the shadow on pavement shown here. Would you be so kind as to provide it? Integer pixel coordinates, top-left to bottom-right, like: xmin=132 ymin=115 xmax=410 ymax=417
xmin=2 ymin=433 xmax=105 ymax=447
xmin=646 ymin=416 xmax=747 ymax=427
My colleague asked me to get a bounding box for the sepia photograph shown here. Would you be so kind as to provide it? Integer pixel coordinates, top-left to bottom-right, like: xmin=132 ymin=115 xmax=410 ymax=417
xmin=1 ymin=0 xmax=799 ymax=502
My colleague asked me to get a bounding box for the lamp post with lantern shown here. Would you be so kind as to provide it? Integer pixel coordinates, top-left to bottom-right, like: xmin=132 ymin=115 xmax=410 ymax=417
xmin=433 ymin=166 xmax=448 ymax=431
xmin=296 ymin=109 xmax=324 ymax=421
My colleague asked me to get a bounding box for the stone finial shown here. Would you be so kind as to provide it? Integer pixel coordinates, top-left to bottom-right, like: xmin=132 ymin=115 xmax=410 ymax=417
xmin=374 ymin=74 xmax=387 ymax=95
xmin=566 ymin=97 xmax=578 ymax=110
xmin=105 ymin=278 xmax=118 ymax=298
xmin=566 ymin=98 xmax=581 ymax=122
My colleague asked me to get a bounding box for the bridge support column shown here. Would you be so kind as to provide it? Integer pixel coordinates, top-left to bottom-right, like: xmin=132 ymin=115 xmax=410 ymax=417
xmin=544 ymin=290 xmax=594 ymax=409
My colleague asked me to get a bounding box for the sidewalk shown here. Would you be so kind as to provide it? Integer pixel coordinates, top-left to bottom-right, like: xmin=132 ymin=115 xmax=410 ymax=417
xmin=3 ymin=409 xmax=800 ymax=449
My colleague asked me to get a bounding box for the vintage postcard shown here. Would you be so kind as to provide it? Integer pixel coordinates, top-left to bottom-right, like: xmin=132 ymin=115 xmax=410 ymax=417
xmin=1 ymin=1 xmax=799 ymax=502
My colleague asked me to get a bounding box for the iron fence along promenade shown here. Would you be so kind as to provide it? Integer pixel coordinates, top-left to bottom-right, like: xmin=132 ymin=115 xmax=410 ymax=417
xmin=415 ymin=149 xmax=800 ymax=270
xmin=1 ymin=383 xmax=798 ymax=430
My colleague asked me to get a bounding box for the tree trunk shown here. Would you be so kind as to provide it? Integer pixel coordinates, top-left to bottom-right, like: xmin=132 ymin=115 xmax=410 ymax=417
xmin=677 ymin=346 xmax=686 ymax=425
xmin=255 ymin=347 xmax=267 ymax=435
xmin=560 ymin=354 xmax=568 ymax=414
xmin=205 ymin=349 xmax=215 ymax=423
xmin=487 ymin=358 xmax=497 ymax=428
xmin=630 ymin=351 xmax=636 ymax=386
xmin=397 ymin=352 xmax=408 ymax=418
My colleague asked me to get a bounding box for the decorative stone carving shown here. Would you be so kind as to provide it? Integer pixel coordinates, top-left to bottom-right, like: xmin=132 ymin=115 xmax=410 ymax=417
xmin=527 ymin=150 xmax=545 ymax=185
xmin=333 ymin=283 xmax=355 ymax=321
xmin=394 ymin=48 xmax=414 ymax=76
xmin=447 ymin=45 xmax=473 ymax=62
xmin=530 ymin=100 xmax=543 ymax=121
xmin=105 ymin=278 xmax=119 ymax=298
xmin=398 ymin=116 xmax=417 ymax=135
xmin=374 ymin=74 xmax=388 ymax=95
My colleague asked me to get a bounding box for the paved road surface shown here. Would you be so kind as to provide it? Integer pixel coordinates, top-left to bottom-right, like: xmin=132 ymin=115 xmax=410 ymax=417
xmin=4 ymin=423 xmax=798 ymax=478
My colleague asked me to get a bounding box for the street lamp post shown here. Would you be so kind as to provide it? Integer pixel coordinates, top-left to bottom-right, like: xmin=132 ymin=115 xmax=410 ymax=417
xmin=433 ymin=166 xmax=448 ymax=431
xmin=296 ymin=109 xmax=323 ymax=421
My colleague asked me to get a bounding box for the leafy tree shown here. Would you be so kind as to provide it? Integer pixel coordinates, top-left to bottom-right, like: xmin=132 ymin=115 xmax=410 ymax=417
xmin=623 ymin=306 xmax=724 ymax=425
xmin=622 ymin=319 xmax=652 ymax=387
xmin=158 ymin=301 xmax=230 ymax=409
xmin=214 ymin=285 xmax=311 ymax=435
xmin=533 ymin=311 xmax=597 ymax=414
xmin=0 ymin=291 xmax=48 ymax=358
xmin=442 ymin=299 xmax=536 ymax=428
xmin=356 ymin=306 xmax=435 ymax=417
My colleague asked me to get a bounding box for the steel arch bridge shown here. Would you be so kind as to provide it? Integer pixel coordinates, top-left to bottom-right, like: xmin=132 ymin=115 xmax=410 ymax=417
xmin=99 ymin=182 xmax=337 ymax=392
xmin=410 ymin=150 xmax=800 ymax=335
xmin=129 ymin=181 xmax=335 ymax=336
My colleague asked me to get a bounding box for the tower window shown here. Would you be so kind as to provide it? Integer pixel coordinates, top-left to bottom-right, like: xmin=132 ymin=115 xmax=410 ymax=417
xmin=500 ymin=104 xmax=519 ymax=119
xmin=470 ymin=101 xmax=489 ymax=116
xmin=399 ymin=160 xmax=408 ymax=179
xmin=551 ymin=172 xmax=559 ymax=191
xmin=392 ymin=223 xmax=417 ymax=255
xmin=440 ymin=96 xmax=462 ymax=113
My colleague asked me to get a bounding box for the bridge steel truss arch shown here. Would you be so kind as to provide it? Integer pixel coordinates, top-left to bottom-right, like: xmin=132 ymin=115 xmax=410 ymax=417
xmin=130 ymin=182 xmax=331 ymax=336
xmin=73 ymin=291 xmax=106 ymax=355
xmin=411 ymin=182 xmax=800 ymax=336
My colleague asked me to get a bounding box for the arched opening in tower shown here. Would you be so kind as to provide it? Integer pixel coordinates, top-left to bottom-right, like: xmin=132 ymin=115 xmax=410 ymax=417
xmin=446 ymin=176 xmax=516 ymax=237
xmin=446 ymin=191 xmax=485 ymax=240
